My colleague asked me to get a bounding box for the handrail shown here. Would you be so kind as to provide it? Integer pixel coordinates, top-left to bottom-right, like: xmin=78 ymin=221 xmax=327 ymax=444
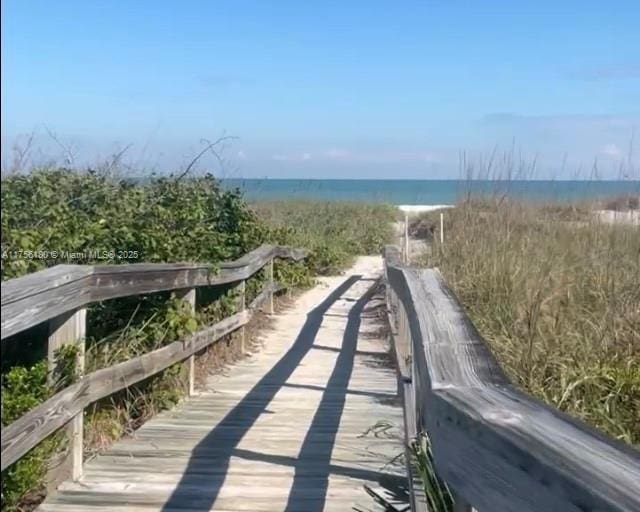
xmin=383 ymin=245 xmax=640 ymax=512
xmin=1 ymin=244 xmax=305 ymax=340
xmin=1 ymin=244 xmax=306 ymax=476
xmin=1 ymin=311 xmax=248 ymax=470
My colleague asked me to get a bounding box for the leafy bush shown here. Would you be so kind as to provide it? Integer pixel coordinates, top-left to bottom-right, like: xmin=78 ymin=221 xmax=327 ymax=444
xmin=1 ymin=169 xmax=396 ymax=510
xmin=1 ymin=170 xmax=266 ymax=279
xmin=1 ymin=346 xmax=77 ymax=511
xmin=1 ymin=363 xmax=50 ymax=423
xmin=0 ymin=169 xmax=267 ymax=510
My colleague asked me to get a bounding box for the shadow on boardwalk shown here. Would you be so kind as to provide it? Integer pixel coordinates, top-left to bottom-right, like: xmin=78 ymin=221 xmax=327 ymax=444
xmin=162 ymin=275 xmax=405 ymax=511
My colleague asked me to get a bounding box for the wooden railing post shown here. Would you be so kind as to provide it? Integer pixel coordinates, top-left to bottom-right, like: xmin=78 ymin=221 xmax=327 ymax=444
xmin=267 ymin=258 xmax=275 ymax=314
xmin=1 ymin=245 xmax=309 ymax=474
xmin=47 ymin=307 xmax=86 ymax=483
xmin=238 ymin=279 xmax=246 ymax=352
xmin=175 ymin=288 xmax=196 ymax=396
xmin=403 ymin=213 xmax=410 ymax=263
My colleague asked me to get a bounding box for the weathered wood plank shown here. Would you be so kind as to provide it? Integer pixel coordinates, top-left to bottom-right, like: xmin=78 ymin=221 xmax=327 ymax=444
xmin=236 ymin=280 xmax=246 ymax=353
xmin=33 ymin=257 xmax=405 ymax=512
xmin=1 ymin=245 xmax=306 ymax=339
xmin=248 ymin=282 xmax=284 ymax=312
xmin=384 ymin=249 xmax=640 ymax=512
xmin=47 ymin=308 xmax=87 ymax=485
xmin=175 ymin=288 xmax=196 ymax=396
xmin=1 ymin=310 xmax=249 ymax=470
xmin=382 ymin=245 xmax=403 ymax=268
xmin=1 ymin=265 xmax=93 ymax=305
xmin=267 ymin=258 xmax=275 ymax=314
xmin=385 ymin=276 xmax=428 ymax=512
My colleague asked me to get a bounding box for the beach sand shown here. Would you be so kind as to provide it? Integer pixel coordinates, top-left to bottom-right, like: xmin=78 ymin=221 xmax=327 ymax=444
xmin=397 ymin=204 xmax=453 ymax=216
xmin=397 ymin=204 xmax=638 ymax=226
xmin=594 ymin=209 xmax=640 ymax=226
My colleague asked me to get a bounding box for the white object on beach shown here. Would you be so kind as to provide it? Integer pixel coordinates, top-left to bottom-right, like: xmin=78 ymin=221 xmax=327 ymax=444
xmin=594 ymin=209 xmax=640 ymax=226
xmin=397 ymin=204 xmax=453 ymax=215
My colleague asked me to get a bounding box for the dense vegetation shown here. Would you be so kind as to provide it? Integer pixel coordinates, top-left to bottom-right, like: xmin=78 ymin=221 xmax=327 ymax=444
xmin=416 ymin=198 xmax=640 ymax=446
xmin=251 ymin=199 xmax=396 ymax=274
xmin=0 ymin=169 xmax=396 ymax=511
xmin=1 ymin=169 xmax=264 ymax=280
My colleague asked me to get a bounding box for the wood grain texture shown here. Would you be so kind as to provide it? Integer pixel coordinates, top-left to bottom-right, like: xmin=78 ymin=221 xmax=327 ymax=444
xmin=386 ymin=292 xmax=428 ymax=512
xmin=35 ymin=256 xmax=405 ymax=512
xmin=248 ymin=282 xmax=284 ymax=312
xmin=47 ymin=308 xmax=87 ymax=485
xmin=267 ymin=258 xmax=275 ymax=314
xmin=175 ymin=288 xmax=197 ymax=397
xmin=1 ymin=245 xmax=306 ymax=339
xmin=1 ymin=310 xmax=249 ymax=470
xmin=237 ymin=280 xmax=246 ymax=352
xmin=383 ymin=246 xmax=640 ymax=512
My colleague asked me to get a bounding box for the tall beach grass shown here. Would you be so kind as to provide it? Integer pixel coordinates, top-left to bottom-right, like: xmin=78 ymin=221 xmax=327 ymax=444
xmin=417 ymin=197 xmax=639 ymax=446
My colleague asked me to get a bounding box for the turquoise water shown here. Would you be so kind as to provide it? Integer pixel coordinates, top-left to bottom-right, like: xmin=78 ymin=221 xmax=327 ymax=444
xmin=221 ymin=179 xmax=640 ymax=204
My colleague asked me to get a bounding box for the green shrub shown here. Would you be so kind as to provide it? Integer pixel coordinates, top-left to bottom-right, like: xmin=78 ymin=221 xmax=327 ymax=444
xmin=1 ymin=363 xmax=49 ymax=423
xmin=0 ymin=169 xmax=396 ymax=511
xmin=1 ymin=364 xmax=56 ymax=511
xmin=1 ymin=169 xmax=270 ymax=510
xmin=1 ymin=170 xmax=266 ymax=279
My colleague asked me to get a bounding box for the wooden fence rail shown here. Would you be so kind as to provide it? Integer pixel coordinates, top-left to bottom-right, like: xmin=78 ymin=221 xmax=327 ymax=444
xmin=383 ymin=245 xmax=640 ymax=512
xmin=1 ymin=245 xmax=306 ymax=481
xmin=1 ymin=245 xmax=305 ymax=339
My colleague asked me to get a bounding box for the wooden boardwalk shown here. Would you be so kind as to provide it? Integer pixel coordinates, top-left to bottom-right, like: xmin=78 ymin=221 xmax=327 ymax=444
xmin=38 ymin=256 xmax=407 ymax=512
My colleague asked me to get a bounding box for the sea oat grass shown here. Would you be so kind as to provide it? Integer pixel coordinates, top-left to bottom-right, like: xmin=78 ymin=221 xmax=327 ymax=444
xmin=416 ymin=198 xmax=639 ymax=445
xmin=252 ymin=199 xmax=396 ymax=274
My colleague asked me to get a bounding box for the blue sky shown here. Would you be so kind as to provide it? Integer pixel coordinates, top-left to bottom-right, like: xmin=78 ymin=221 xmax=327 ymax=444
xmin=2 ymin=1 xmax=639 ymax=178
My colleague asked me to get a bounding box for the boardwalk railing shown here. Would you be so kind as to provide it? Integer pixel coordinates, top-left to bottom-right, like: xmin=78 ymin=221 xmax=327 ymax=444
xmin=383 ymin=245 xmax=640 ymax=512
xmin=1 ymin=245 xmax=306 ymax=482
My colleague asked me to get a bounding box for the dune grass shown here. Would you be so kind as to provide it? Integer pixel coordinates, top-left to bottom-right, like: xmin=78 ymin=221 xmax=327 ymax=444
xmin=415 ymin=198 xmax=639 ymax=446
xmin=252 ymin=199 xmax=397 ymax=274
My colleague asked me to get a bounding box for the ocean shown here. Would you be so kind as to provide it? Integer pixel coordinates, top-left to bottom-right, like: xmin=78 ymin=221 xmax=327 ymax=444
xmin=221 ymin=179 xmax=640 ymax=205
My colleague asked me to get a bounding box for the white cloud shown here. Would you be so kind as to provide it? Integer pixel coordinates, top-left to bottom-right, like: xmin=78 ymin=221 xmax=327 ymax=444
xmin=349 ymin=149 xmax=440 ymax=163
xmin=325 ymin=148 xmax=352 ymax=159
xmin=272 ymin=152 xmax=313 ymax=162
xmin=601 ymin=143 xmax=623 ymax=158
xmin=237 ymin=150 xmax=247 ymax=159
xmin=273 ymin=148 xmax=441 ymax=164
